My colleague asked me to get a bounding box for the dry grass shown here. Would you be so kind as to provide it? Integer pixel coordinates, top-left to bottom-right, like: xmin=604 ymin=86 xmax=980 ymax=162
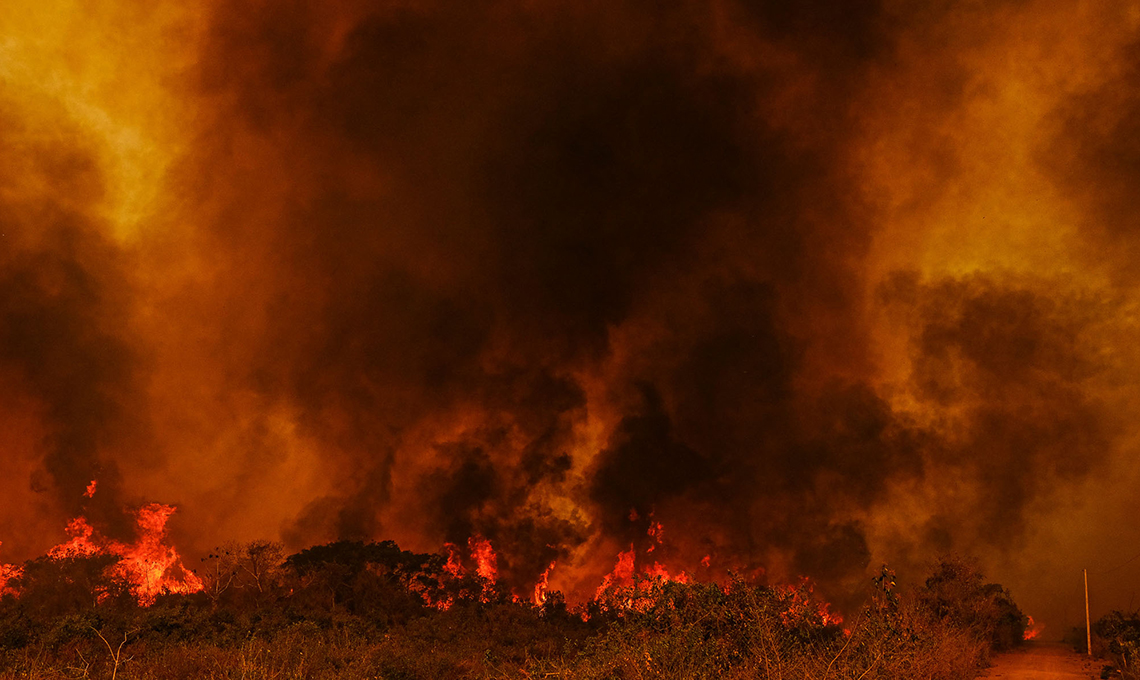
xmin=0 ymin=552 xmax=1021 ymax=680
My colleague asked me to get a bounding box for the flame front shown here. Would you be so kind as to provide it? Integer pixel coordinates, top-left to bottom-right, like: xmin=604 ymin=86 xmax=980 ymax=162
xmin=6 ymin=504 xmax=202 ymax=606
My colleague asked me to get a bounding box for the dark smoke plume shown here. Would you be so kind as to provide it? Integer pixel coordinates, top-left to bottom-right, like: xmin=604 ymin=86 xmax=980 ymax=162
xmin=2 ymin=0 xmax=1137 ymax=629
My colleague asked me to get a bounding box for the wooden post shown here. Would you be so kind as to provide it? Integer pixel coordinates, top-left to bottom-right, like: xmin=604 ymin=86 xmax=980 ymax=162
xmin=1085 ymin=568 xmax=1092 ymax=656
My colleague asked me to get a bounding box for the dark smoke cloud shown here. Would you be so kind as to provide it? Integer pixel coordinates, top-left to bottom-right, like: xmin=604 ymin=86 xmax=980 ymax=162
xmin=0 ymin=95 xmax=138 ymax=543
xmin=156 ymin=0 xmax=1127 ymax=604
xmin=879 ymin=272 xmax=1114 ymax=549
xmin=3 ymin=0 xmax=1129 ymax=623
xmin=1044 ymin=37 xmax=1140 ymax=281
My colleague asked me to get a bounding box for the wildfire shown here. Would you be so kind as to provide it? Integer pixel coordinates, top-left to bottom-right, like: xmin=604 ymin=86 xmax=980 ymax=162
xmin=777 ymin=580 xmax=844 ymax=628
xmin=533 ymin=561 xmax=556 ymax=606
xmin=469 ymin=536 xmax=497 ymax=583
xmin=595 ymin=546 xmax=637 ymax=599
xmin=430 ymin=535 xmax=502 ymax=609
xmin=1023 ymin=615 xmax=1043 ymax=641
xmin=594 ymin=514 xmax=695 ymax=600
xmin=48 ymin=517 xmax=100 ymax=559
xmin=0 ymin=542 xmax=22 ymax=597
xmin=120 ymin=504 xmax=205 ymax=605
xmin=3 ymin=503 xmax=203 ymax=606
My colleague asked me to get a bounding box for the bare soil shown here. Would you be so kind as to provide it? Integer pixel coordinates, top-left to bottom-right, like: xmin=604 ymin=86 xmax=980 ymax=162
xmin=978 ymin=642 xmax=1101 ymax=679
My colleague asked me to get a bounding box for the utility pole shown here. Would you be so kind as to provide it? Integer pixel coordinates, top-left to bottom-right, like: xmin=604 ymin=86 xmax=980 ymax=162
xmin=1085 ymin=568 xmax=1092 ymax=656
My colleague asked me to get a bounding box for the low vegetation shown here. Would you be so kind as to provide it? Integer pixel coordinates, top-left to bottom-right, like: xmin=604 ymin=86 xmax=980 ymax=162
xmin=1081 ymin=610 xmax=1140 ymax=679
xmin=0 ymin=544 xmax=1027 ymax=679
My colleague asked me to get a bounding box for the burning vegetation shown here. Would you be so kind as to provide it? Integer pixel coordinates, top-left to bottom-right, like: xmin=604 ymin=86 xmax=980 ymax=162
xmin=3 ymin=0 xmax=1140 ymax=676
xmin=0 ymin=530 xmax=1029 ymax=679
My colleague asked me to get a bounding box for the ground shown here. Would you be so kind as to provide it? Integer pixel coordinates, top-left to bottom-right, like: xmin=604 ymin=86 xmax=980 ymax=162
xmin=978 ymin=643 xmax=1101 ymax=680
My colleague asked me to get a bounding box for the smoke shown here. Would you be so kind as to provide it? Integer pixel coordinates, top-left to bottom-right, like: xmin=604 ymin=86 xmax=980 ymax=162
xmin=3 ymin=0 xmax=1140 ymax=627
xmin=0 ymin=91 xmax=146 ymax=548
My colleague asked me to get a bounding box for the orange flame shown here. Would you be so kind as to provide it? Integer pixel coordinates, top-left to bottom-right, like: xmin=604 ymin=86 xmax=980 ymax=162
xmin=0 ymin=542 xmax=22 ymax=597
xmin=1023 ymin=615 xmax=1043 ymax=641
xmin=117 ymin=504 xmax=204 ymax=605
xmin=533 ymin=561 xmax=556 ymax=606
xmin=442 ymin=542 xmax=464 ymax=579
xmin=595 ymin=545 xmax=637 ymax=598
xmin=469 ymin=536 xmax=497 ymax=583
xmin=83 ymin=479 xmax=97 ymax=498
xmin=35 ymin=504 xmax=203 ymax=606
xmin=48 ymin=517 xmax=101 ymax=559
xmin=594 ymin=518 xmax=697 ymax=601
xmin=426 ymin=536 xmax=501 ymax=609
xmin=777 ymin=580 xmax=843 ymax=628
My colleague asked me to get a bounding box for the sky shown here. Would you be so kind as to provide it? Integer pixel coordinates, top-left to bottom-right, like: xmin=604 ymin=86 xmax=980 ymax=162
xmin=2 ymin=0 xmax=1140 ymax=633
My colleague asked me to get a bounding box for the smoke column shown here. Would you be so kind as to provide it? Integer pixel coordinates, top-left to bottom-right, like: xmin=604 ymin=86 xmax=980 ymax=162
xmin=3 ymin=0 xmax=1140 ymax=629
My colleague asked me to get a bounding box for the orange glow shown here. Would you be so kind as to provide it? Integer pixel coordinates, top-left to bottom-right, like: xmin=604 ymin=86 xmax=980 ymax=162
xmin=777 ymin=581 xmax=843 ymax=629
xmin=1023 ymin=616 xmax=1043 ymax=641
xmin=533 ymin=561 xmax=556 ymax=606
xmin=595 ymin=545 xmax=637 ymax=600
xmin=469 ymin=536 xmax=497 ymax=584
xmin=3 ymin=0 xmax=1140 ymax=636
xmin=47 ymin=518 xmax=100 ymax=559
xmin=23 ymin=505 xmax=203 ymax=606
xmin=116 ymin=504 xmax=204 ymax=605
xmin=443 ymin=542 xmax=464 ymax=579
xmin=0 ymin=542 xmax=21 ymax=597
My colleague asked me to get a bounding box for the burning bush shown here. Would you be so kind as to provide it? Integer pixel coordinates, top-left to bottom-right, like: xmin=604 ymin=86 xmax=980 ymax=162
xmin=916 ymin=556 xmax=1028 ymax=652
xmin=0 ymin=538 xmax=1028 ymax=680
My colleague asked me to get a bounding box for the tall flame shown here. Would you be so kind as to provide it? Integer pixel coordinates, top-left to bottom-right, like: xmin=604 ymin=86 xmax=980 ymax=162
xmin=12 ymin=504 xmax=203 ymax=606
xmin=469 ymin=536 xmax=497 ymax=583
xmin=533 ymin=561 xmax=556 ymax=606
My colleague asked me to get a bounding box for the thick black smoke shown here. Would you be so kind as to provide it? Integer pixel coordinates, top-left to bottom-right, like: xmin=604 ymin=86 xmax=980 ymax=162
xmin=1 ymin=1 xmax=1126 ymax=618
xmin=152 ymin=0 xmax=1127 ymax=604
xmin=0 ymin=96 xmax=137 ymax=543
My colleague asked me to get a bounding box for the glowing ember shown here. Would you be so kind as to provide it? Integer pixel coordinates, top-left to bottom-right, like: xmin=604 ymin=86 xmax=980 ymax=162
xmin=84 ymin=479 xmax=97 ymax=498
xmin=1023 ymin=615 xmax=1043 ymax=641
xmin=777 ymin=581 xmax=843 ymax=628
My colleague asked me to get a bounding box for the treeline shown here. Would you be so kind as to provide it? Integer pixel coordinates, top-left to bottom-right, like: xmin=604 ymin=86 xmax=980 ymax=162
xmin=0 ymin=541 xmax=1027 ymax=679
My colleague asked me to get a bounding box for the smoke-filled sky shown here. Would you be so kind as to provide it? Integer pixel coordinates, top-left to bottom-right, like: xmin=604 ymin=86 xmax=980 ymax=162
xmin=3 ymin=0 xmax=1140 ymax=631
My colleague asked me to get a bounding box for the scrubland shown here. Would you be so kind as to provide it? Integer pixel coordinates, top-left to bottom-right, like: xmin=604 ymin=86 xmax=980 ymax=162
xmin=0 ymin=544 xmax=1027 ymax=679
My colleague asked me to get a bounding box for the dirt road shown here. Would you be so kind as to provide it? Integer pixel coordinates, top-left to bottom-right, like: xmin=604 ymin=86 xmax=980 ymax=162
xmin=977 ymin=643 xmax=1102 ymax=679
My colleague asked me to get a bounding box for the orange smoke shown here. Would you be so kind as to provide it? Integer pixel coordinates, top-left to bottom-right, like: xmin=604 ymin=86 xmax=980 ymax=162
xmin=4 ymin=0 xmax=1140 ymax=636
